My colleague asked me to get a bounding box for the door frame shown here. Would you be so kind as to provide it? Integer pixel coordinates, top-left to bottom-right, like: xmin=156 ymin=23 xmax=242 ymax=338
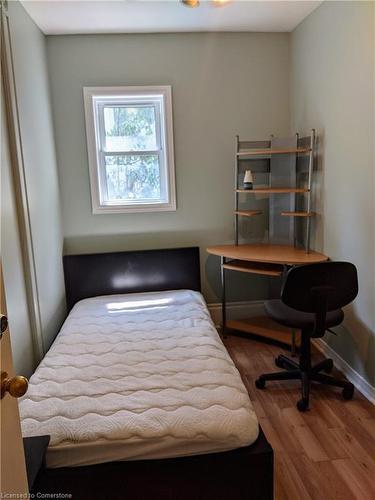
xmin=1 ymin=0 xmax=44 ymax=361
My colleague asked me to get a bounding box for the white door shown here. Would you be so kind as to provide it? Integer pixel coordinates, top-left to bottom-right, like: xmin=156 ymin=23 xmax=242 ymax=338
xmin=0 ymin=264 xmax=29 ymax=495
xmin=0 ymin=56 xmax=29 ymax=494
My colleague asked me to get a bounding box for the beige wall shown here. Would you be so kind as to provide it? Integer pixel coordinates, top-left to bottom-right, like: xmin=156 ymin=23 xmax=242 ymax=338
xmin=46 ymin=32 xmax=290 ymax=303
xmin=291 ymin=0 xmax=375 ymax=385
xmin=4 ymin=1 xmax=66 ymax=361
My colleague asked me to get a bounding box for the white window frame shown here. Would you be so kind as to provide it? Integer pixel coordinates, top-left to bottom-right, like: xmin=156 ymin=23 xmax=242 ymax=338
xmin=83 ymin=86 xmax=176 ymax=214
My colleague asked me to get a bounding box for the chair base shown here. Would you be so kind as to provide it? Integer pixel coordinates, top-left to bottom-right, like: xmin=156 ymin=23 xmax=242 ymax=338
xmin=255 ymin=355 xmax=354 ymax=411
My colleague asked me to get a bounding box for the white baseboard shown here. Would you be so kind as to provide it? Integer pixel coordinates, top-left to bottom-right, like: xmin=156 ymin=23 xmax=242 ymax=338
xmin=313 ymin=338 xmax=375 ymax=405
xmin=208 ymin=301 xmax=375 ymax=405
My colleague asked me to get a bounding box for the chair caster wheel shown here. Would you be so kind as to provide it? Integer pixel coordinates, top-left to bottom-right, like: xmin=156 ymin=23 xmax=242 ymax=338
xmin=297 ymin=398 xmax=309 ymax=412
xmin=324 ymin=359 xmax=334 ymax=373
xmin=255 ymin=377 xmax=266 ymax=389
xmin=275 ymin=356 xmax=284 ymax=369
xmin=342 ymin=384 xmax=354 ymax=400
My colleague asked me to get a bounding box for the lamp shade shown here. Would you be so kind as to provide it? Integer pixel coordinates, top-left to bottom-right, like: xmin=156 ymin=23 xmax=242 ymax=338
xmin=243 ymin=170 xmax=254 ymax=190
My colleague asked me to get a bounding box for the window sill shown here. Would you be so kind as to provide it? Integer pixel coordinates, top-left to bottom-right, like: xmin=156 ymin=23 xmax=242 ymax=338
xmin=92 ymin=201 xmax=177 ymax=214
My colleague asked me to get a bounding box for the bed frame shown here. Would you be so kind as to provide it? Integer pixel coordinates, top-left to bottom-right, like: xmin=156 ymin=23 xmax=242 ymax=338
xmin=32 ymin=247 xmax=273 ymax=499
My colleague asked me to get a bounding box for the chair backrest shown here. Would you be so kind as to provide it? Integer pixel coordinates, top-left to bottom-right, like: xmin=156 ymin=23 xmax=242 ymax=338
xmin=281 ymin=262 xmax=358 ymax=336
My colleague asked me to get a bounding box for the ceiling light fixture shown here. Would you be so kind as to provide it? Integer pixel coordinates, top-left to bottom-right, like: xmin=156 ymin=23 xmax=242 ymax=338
xmin=181 ymin=0 xmax=200 ymax=7
xmin=181 ymin=0 xmax=231 ymax=8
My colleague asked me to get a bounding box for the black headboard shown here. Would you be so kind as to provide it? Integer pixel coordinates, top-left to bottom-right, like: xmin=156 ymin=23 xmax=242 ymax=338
xmin=63 ymin=247 xmax=201 ymax=311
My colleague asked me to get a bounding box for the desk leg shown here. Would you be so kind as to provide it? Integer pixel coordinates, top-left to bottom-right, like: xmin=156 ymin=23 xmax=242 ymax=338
xmin=284 ymin=265 xmax=298 ymax=356
xmin=221 ymin=256 xmax=227 ymax=338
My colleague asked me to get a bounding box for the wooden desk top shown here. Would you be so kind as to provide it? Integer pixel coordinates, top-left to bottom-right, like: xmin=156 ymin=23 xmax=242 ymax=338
xmin=206 ymin=244 xmax=328 ymax=265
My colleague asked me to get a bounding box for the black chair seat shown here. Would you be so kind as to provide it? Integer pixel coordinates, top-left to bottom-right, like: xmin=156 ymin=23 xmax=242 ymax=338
xmin=265 ymin=299 xmax=344 ymax=331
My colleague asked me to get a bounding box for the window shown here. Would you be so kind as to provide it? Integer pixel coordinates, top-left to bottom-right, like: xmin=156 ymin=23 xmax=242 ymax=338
xmin=83 ymin=86 xmax=176 ymax=213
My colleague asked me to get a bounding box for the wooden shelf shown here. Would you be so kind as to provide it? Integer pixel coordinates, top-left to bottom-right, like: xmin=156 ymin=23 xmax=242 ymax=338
xmin=237 ymin=147 xmax=311 ymax=157
xmin=234 ymin=210 xmax=262 ymax=217
xmin=236 ymin=188 xmax=309 ymax=194
xmin=227 ymin=316 xmax=301 ymax=347
xmin=281 ymin=211 xmax=314 ymax=217
xmin=223 ymin=260 xmax=283 ymax=277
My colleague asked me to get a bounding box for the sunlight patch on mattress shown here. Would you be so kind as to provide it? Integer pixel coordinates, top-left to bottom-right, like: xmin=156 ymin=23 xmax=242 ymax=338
xmin=106 ymin=297 xmax=173 ymax=313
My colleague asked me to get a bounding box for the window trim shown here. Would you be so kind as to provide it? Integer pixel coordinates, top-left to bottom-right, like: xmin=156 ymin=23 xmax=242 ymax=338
xmin=83 ymin=86 xmax=176 ymax=214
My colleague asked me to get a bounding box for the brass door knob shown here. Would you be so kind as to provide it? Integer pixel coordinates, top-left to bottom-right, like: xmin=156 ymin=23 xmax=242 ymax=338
xmin=0 ymin=314 xmax=8 ymax=339
xmin=1 ymin=372 xmax=28 ymax=399
xmin=0 ymin=314 xmax=8 ymax=333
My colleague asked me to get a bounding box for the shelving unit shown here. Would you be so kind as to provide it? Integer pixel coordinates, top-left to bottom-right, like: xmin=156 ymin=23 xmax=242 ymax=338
xmin=234 ymin=130 xmax=316 ymax=250
xmin=226 ymin=318 xmax=300 ymax=347
xmin=222 ymin=260 xmax=283 ymax=277
xmin=234 ymin=210 xmax=262 ymax=217
xmin=281 ymin=211 xmax=314 ymax=217
xmin=207 ymin=130 xmax=327 ymax=348
xmin=237 ymin=147 xmax=311 ymax=157
xmin=236 ymin=188 xmax=309 ymax=194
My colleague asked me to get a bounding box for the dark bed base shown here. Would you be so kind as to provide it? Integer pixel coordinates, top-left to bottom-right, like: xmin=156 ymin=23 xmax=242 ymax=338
xmin=32 ymin=428 xmax=273 ymax=500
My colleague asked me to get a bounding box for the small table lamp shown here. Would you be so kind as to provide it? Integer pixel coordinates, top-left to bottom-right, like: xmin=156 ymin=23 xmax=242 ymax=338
xmin=243 ymin=170 xmax=254 ymax=190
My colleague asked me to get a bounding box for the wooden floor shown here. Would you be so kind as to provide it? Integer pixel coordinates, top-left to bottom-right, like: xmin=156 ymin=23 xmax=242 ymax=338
xmin=224 ymin=334 xmax=375 ymax=500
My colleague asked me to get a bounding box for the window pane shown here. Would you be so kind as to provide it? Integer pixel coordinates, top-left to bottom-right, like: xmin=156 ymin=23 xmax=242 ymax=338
xmin=104 ymin=155 xmax=162 ymax=203
xmin=103 ymin=106 xmax=157 ymax=152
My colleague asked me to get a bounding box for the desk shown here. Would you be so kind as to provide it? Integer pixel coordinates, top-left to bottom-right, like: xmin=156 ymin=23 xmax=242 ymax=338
xmin=207 ymin=244 xmax=328 ymax=346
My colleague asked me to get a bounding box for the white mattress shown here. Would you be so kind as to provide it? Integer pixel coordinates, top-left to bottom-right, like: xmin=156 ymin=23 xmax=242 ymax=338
xmin=20 ymin=290 xmax=259 ymax=468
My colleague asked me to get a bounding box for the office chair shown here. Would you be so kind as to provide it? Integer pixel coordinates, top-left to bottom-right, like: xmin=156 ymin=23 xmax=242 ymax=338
xmin=255 ymin=262 xmax=358 ymax=411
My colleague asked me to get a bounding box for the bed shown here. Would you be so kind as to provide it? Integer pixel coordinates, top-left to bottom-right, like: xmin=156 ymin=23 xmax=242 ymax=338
xmin=20 ymin=247 xmax=273 ymax=499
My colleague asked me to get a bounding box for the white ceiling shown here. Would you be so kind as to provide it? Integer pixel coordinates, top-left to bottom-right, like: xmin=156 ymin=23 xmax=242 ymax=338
xmin=21 ymin=0 xmax=322 ymax=35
